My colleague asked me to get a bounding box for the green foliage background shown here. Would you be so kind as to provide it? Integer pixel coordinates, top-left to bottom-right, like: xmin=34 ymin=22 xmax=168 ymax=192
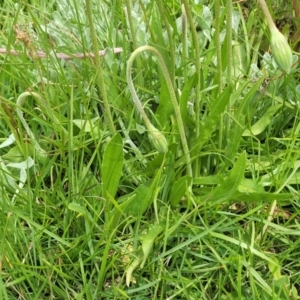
xmin=0 ymin=0 xmax=299 ymax=299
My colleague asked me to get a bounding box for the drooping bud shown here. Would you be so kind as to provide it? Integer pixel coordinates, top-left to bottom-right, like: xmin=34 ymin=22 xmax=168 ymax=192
xmin=148 ymin=124 xmax=168 ymax=153
xmin=270 ymin=27 xmax=293 ymax=74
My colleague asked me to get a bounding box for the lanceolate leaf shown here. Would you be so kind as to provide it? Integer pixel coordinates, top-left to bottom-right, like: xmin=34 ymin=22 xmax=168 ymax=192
xmin=170 ymin=175 xmax=192 ymax=206
xmin=243 ymin=104 xmax=282 ymax=136
xmin=125 ymin=163 xmax=165 ymax=216
xmin=124 ymin=179 xmax=153 ymax=216
xmin=202 ymin=152 xmax=246 ymax=206
xmin=155 ymin=78 xmax=174 ymax=127
xmin=140 ymin=223 xmax=164 ymax=268
xmin=179 ymin=73 xmax=198 ymax=128
xmin=195 ymin=84 xmax=233 ymax=150
xmin=101 ymin=133 xmax=124 ymax=199
xmin=225 ymin=77 xmax=265 ymax=168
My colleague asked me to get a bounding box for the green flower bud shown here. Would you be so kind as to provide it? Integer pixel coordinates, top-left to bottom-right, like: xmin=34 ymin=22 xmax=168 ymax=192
xmin=270 ymin=27 xmax=293 ymax=74
xmin=148 ymin=124 xmax=168 ymax=153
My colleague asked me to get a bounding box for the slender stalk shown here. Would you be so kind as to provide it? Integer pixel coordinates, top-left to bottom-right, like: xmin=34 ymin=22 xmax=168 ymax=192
xmin=85 ymin=0 xmax=115 ymax=133
xmin=125 ymin=0 xmax=143 ymax=86
xmin=0 ymin=47 xmax=123 ymax=60
xmin=257 ymin=0 xmax=276 ymax=30
xmin=126 ymin=45 xmax=192 ymax=177
xmin=225 ymin=0 xmax=233 ymax=139
xmin=16 ymin=91 xmax=67 ymax=158
xmin=182 ymin=0 xmax=201 ymax=176
xmin=125 ymin=0 xmax=138 ymax=51
xmin=155 ymin=0 xmax=175 ymax=85
xmin=181 ymin=3 xmax=188 ymax=81
xmin=215 ymin=0 xmax=223 ymax=149
xmin=226 ymin=0 xmax=233 ymax=85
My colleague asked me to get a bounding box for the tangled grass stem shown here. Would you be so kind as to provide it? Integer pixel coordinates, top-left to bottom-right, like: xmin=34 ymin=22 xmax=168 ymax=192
xmin=126 ymin=45 xmax=192 ymax=177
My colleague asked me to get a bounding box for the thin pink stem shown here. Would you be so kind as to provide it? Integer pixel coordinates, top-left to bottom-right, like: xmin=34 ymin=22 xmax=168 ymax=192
xmin=0 ymin=47 xmax=123 ymax=60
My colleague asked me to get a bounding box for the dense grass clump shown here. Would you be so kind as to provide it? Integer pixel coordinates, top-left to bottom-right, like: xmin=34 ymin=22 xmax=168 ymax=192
xmin=0 ymin=0 xmax=300 ymax=299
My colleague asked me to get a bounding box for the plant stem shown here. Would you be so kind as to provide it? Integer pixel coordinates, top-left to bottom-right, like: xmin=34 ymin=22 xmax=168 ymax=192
xmin=182 ymin=0 xmax=201 ymax=176
xmin=181 ymin=3 xmax=188 ymax=81
xmin=125 ymin=0 xmax=138 ymax=51
xmin=215 ymin=0 xmax=223 ymax=150
xmin=0 ymin=47 xmax=123 ymax=60
xmin=156 ymin=0 xmax=175 ymax=85
xmin=85 ymin=0 xmax=115 ymax=133
xmin=126 ymin=45 xmax=192 ymax=177
xmin=125 ymin=0 xmax=144 ymax=86
xmin=225 ymin=0 xmax=233 ymax=139
xmin=226 ymin=0 xmax=233 ymax=85
xmin=257 ymin=0 xmax=276 ymax=30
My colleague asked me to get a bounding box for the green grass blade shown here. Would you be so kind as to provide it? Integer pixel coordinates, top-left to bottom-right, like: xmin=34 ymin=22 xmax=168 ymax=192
xmin=195 ymin=84 xmax=233 ymax=151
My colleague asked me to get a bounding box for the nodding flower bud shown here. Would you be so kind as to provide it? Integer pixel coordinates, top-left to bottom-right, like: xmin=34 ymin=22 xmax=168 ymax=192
xmin=270 ymin=27 xmax=293 ymax=74
xmin=148 ymin=124 xmax=168 ymax=153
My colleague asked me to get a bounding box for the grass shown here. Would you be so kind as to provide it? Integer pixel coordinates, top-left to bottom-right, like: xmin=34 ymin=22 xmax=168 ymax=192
xmin=0 ymin=0 xmax=300 ymax=299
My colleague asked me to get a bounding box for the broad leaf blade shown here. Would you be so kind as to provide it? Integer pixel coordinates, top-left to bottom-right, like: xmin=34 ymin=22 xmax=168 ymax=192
xmin=124 ymin=179 xmax=153 ymax=216
xmin=203 ymin=152 xmax=246 ymax=206
xmin=101 ymin=133 xmax=123 ymax=199
xmin=170 ymin=175 xmax=192 ymax=206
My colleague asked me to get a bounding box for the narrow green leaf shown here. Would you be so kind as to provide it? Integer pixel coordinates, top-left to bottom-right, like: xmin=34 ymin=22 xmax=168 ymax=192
xmin=124 ymin=179 xmax=153 ymax=216
xmin=225 ymin=78 xmax=265 ymax=166
xmin=101 ymin=133 xmax=123 ymax=199
xmin=179 ymin=73 xmax=198 ymax=128
xmin=243 ymin=104 xmax=282 ymax=136
xmin=268 ymin=256 xmax=282 ymax=280
xmin=140 ymin=223 xmax=164 ymax=268
xmin=232 ymin=191 xmax=292 ymax=202
xmin=125 ymin=159 xmax=164 ymax=216
xmin=68 ymin=203 xmax=86 ymax=216
xmin=155 ymin=78 xmax=173 ymax=127
xmin=170 ymin=175 xmax=192 ymax=206
xmin=125 ymin=248 xmax=143 ymax=287
xmin=248 ymin=267 xmax=272 ymax=294
xmin=193 ymin=174 xmax=223 ymax=185
xmin=203 ymin=152 xmax=246 ymax=205
xmin=196 ymin=85 xmax=233 ymax=150
xmin=238 ymin=178 xmax=264 ymax=194
xmin=107 ymin=194 xmax=136 ymax=232
xmin=211 ymin=231 xmax=275 ymax=264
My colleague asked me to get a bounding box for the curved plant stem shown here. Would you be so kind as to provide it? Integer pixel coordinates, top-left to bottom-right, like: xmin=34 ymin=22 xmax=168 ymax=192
xmin=257 ymin=0 xmax=276 ymax=30
xmin=126 ymin=45 xmax=192 ymax=177
xmin=181 ymin=0 xmax=201 ymax=176
xmin=85 ymin=0 xmax=115 ymax=133
xmin=16 ymin=91 xmax=66 ymax=158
